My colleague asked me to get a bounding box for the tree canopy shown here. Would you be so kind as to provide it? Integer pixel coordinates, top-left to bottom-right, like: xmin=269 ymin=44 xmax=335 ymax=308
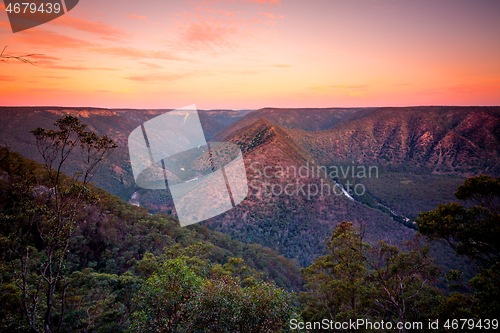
xmin=416 ymin=175 xmax=500 ymax=318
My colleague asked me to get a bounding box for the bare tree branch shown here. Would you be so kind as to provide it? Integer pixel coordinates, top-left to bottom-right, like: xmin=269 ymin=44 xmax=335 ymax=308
xmin=0 ymin=46 xmax=42 ymax=65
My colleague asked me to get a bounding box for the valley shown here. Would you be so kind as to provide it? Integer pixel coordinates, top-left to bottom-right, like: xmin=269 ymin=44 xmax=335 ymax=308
xmin=0 ymin=106 xmax=496 ymax=274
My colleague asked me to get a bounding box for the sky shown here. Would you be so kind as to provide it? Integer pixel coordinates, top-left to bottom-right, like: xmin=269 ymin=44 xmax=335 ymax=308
xmin=0 ymin=0 xmax=499 ymax=109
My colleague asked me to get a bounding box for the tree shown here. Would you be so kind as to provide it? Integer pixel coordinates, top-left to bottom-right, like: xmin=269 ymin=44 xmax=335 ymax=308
xmin=238 ymin=280 xmax=297 ymax=333
xmin=63 ymin=269 xmax=141 ymax=333
xmin=365 ymin=238 xmax=441 ymax=328
xmin=416 ymin=175 xmax=500 ymax=317
xmin=130 ymin=253 xmax=297 ymax=333
xmin=186 ymin=275 xmax=242 ymax=332
xmin=129 ymin=259 xmax=202 ymax=333
xmin=0 ymin=46 xmax=40 ymax=65
xmin=300 ymin=222 xmax=441 ymax=333
xmin=300 ymin=221 xmax=373 ymax=327
xmin=0 ymin=116 xmax=117 ymax=332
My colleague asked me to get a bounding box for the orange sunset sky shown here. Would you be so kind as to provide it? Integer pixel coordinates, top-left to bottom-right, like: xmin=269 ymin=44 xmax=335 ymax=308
xmin=1 ymin=0 xmax=500 ymax=109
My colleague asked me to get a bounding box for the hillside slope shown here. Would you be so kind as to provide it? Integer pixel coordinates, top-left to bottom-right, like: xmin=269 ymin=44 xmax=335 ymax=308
xmin=212 ymin=107 xmax=368 ymax=141
xmin=0 ymin=107 xmax=244 ymax=197
xmin=202 ymin=119 xmax=419 ymax=266
xmin=0 ymin=147 xmax=303 ymax=291
xmin=0 ymin=106 xmax=490 ymax=272
xmin=286 ymin=106 xmax=500 ymax=176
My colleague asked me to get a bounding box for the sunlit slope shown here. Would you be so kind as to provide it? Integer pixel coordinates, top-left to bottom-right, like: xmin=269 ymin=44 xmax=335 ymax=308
xmin=286 ymin=106 xmax=500 ymax=176
xmin=213 ymin=107 xmax=368 ymax=142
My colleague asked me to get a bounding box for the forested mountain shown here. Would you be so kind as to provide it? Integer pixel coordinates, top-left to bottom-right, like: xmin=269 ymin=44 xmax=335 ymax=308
xmin=283 ymin=106 xmax=500 ymax=176
xmin=212 ymin=107 xmax=368 ymax=141
xmin=1 ymin=108 xmax=499 ymax=331
xmin=0 ymin=146 xmax=301 ymax=289
xmin=0 ymin=107 xmax=245 ymax=198
xmin=0 ymin=144 xmax=302 ymax=332
xmin=0 ymin=106 xmax=494 ymax=270
xmin=204 ymin=118 xmax=418 ymax=266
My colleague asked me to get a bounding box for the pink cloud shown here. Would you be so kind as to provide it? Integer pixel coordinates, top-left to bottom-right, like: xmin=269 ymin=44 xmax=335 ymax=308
xmin=204 ymin=9 xmax=237 ymax=17
xmin=127 ymin=15 xmax=147 ymax=20
xmin=48 ymin=16 xmax=130 ymax=40
xmin=259 ymin=12 xmax=284 ymax=19
xmin=23 ymin=53 xmax=119 ymax=71
xmin=176 ymin=11 xmax=203 ymax=20
xmin=171 ymin=0 xmax=284 ymax=51
xmin=193 ymin=0 xmax=235 ymax=4
xmin=124 ymin=73 xmax=192 ymax=82
xmin=244 ymin=0 xmax=281 ymax=4
xmin=417 ymin=82 xmax=500 ymax=96
xmin=33 ymin=57 xmax=119 ymax=71
xmin=178 ymin=18 xmax=239 ymax=48
xmin=260 ymin=12 xmax=277 ymax=19
xmin=14 ymin=29 xmax=94 ymax=49
xmin=30 ymin=54 xmax=61 ymax=61
xmin=448 ymin=83 xmax=500 ymax=95
xmin=309 ymin=84 xmax=370 ymax=92
xmin=0 ymin=76 xmax=17 ymax=81
xmin=42 ymin=65 xmax=119 ymax=71
xmin=41 ymin=76 xmax=70 ymax=79
xmin=91 ymin=47 xmax=183 ymax=61
xmin=139 ymin=62 xmax=164 ymax=69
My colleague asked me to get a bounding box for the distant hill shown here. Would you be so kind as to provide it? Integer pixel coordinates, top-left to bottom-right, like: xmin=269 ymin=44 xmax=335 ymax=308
xmin=212 ymin=107 xmax=368 ymax=141
xmin=0 ymin=107 xmax=244 ymax=197
xmin=0 ymin=106 xmax=493 ymax=274
xmin=212 ymin=106 xmax=500 ymax=229
xmin=0 ymin=147 xmax=303 ymax=291
xmin=283 ymin=106 xmax=500 ymax=176
xmin=198 ymin=117 xmax=422 ymax=266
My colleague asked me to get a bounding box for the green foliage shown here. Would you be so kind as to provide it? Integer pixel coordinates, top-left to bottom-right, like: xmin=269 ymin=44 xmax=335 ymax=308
xmin=416 ymin=175 xmax=500 ymax=317
xmin=129 ymin=257 xmax=297 ymax=333
xmin=301 ymin=222 xmax=373 ymax=323
xmin=63 ymin=269 xmax=141 ymax=333
xmin=129 ymin=259 xmax=202 ymax=333
xmin=239 ymin=280 xmax=297 ymax=333
xmin=366 ymin=238 xmax=442 ymax=324
xmin=300 ymin=222 xmax=442 ymax=332
xmin=0 ymin=140 xmax=303 ymax=332
xmin=186 ymin=276 xmax=243 ymax=332
xmin=0 ymin=116 xmax=117 ymax=333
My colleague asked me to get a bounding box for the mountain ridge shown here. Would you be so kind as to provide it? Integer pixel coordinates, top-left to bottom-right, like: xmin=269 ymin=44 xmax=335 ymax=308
xmin=283 ymin=106 xmax=500 ymax=176
xmin=0 ymin=106 xmax=494 ymax=271
xmin=212 ymin=107 xmax=369 ymax=142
